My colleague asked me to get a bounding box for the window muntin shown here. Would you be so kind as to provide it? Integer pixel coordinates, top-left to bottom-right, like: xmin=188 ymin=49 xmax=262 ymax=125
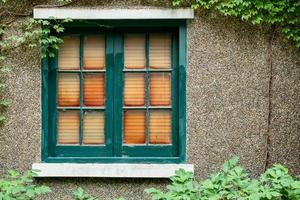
xmin=122 ymin=33 xmax=172 ymax=145
xmin=56 ymin=35 xmax=107 ymax=147
xmin=43 ymin=23 xmax=185 ymax=163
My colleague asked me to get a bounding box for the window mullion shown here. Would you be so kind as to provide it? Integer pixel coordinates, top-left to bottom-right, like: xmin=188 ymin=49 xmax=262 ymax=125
xmin=113 ymin=33 xmax=123 ymax=157
xmin=145 ymin=34 xmax=150 ymax=145
xmin=79 ymin=35 xmax=84 ymax=145
xmin=105 ymin=33 xmax=114 ymax=156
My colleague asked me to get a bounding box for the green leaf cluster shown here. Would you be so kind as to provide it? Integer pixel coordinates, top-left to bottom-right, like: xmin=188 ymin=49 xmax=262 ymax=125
xmin=173 ymin=0 xmax=300 ymax=48
xmin=73 ymin=187 xmax=97 ymax=200
xmin=145 ymin=157 xmax=300 ymax=200
xmin=0 ymin=170 xmax=51 ymax=200
xmin=0 ymin=16 xmax=71 ymax=123
xmin=39 ymin=18 xmax=72 ymax=58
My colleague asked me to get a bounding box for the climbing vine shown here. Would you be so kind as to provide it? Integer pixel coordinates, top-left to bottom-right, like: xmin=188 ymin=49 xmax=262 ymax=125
xmin=0 ymin=0 xmax=73 ymax=123
xmin=173 ymin=0 xmax=300 ymax=49
xmin=0 ymin=0 xmax=299 ymax=124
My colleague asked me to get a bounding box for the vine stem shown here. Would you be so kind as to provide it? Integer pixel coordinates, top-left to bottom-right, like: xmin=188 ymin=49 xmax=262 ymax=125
xmin=263 ymin=25 xmax=277 ymax=172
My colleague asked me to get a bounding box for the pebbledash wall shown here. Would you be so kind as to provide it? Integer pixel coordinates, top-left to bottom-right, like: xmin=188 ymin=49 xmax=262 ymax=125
xmin=0 ymin=0 xmax=299 ymax=199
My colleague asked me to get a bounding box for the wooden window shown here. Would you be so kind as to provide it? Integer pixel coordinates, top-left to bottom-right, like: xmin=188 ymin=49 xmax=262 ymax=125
xmin=43 ymin=22 xmax=186 ymax=163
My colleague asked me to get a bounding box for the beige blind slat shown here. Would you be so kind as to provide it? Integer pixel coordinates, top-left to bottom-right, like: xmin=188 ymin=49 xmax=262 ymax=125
xmin=150 ymin=73 xmax=171 ymax=106
xmin=83 ymin=74 xmax=105 ymax=106
xmin=124 ymin=34 xmax=145 ymax=69
xmin=149 ymin=110 xmax=171 ymax=144
xmin=58 ymin=74 xmax=80 ymax=106
xmin=149 ymin=34 xmax=171 ymax=69
xmin=84 ymin=36 xmax=105 ymax=69
xmin=124 ymin=110 xmax=146 ymax=144
xmin=58 ymin=36 xmax=80 ymax=70
xmin=58 ymin=111 xmax=79 ymax=144
xmin=124 ymin=73 xmax=145 ymax=106
xmin=83 ymin=112 xmax=105 ymax=144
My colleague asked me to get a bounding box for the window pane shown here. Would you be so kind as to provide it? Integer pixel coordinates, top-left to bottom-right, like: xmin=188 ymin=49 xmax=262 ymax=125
xmin=149 ymin=34 xmax=171 ymax=69
xmin=84 ymin=36 xmax=105 ymax=70
xmin=124 ymin=34 xmax=145 ymax=69
xmin=124 ymin=73 xmax=145 ymax=106
xmin=58 ymin=74 xmax=80 ymax=106
xmin=149 ymin=110 xmax=171 ymax=144
xmin=123 ymin=110 xmax=146 ymax=144
xmin=84 ymin=74 xmax=105 ymax=106
xmin=58 ymin=36 xmax=80 ymax=70
xmin=150 ymin=73 xmax=171 ymax=106
xmin=83 ymin=111 xmax=104 ymax=144
xmin=58 ymin=111 xmax=79 ymax=144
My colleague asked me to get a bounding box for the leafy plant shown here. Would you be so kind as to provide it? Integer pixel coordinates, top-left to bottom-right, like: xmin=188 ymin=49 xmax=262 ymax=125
xmin=173 ymin=0 xmax=300 ymax=49
xmin=0 ymin=0 xmax=73 ymax=125
xmin=145 ymin=157 xmax=300 ymax=200
xmin=73 ymin=187 xmax=97 ymax=200
xmin=0 ymin=170 xmax=51 ymax=199
xmin=0 ymin=13 xmax=72 ymax=123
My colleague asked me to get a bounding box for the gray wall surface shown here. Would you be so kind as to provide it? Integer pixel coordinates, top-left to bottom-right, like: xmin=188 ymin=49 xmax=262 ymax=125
xmin=0 ymin=1 xmax=299 ymax=199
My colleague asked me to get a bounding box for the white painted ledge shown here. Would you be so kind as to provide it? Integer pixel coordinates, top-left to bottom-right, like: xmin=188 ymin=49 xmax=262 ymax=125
xmin=33 ymin=8 xmax=194 ymax=19
xmin=32 ymin=163 xmax=194 ymax=178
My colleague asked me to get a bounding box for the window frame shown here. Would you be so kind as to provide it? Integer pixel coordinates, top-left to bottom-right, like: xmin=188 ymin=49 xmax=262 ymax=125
xmin=41 ymin=20 xmax=187 ymax=163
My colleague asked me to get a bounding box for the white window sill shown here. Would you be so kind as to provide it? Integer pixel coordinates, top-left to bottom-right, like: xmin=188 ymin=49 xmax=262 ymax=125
xmin=32 ymin=163 xmax=194 ymax=178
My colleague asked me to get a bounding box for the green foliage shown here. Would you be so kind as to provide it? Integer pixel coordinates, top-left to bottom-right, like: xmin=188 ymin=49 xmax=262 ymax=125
xmin=38 ymin=18 xmax=73 ymax=58
xmin=145 ymin=169 xmax=199 ymax=200
xmin=0 ymin=16 xmax=72 ymax=123
xmin=173 ymin=0 xmax=300 ymax=48
xmin=0 ymin=170 xmax=51 ymax=199
xmin=145 ymin=157 xmax=300 ymax=200
xmin=73 ymin=187 xmax=97 ymax=200
xmin=0 ymin=0 xmax=73 ymax=124
xmin=0 ymin=18 xmax=72 ymax=59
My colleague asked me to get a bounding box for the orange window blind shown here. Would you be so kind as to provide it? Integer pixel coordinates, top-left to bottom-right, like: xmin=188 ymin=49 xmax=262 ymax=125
xmin=124 ymin=34 xmax=145 ymax=69
xmin=83 ymin=74 xmax=105 ymax=106
xmin=84 ymin=36 xmax=105 ymax=70
xmin=149 ymin=34 xmax=171 ymax=69
xmin=123 ymin=110 xmax=146 ymax=144
xmin=149 ymin=110 xmax=171 ymax=144
xmin=58 ymin=111 xmax=79 ymax=144
xmin=58 ymin=74 xmax=80 ymax=106
xmin=58 ymin=36 xmax=80 ymax=70
xmin=83 ymin=112 xmax=105 ymax=144
xmin=124 ymin=73 xmax=145 ymax=106
xmin=150 ymin=73 xmax=171 ymax=106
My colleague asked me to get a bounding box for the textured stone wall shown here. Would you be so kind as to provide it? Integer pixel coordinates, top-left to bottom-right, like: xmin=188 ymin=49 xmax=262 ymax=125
xmin=0 ymin=0 xmax=299 ymax=199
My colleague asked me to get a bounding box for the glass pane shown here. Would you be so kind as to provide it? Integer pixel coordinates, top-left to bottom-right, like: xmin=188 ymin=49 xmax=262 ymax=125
xmin=149 ymin=34 xmax=171 ymax=69
xmin=150 ymin=73 xmax=171 ymax=106
xmin=123 ymin=110 xmax=146 ymax=144
xmin=84 ymin=36 xmax=105 ymax=70
xmin=83 ymin=111 xmax=104 ymax=144
xmin=124 ymin=34 xmax=145 ymax=69
xmin=57 ymin=111 xmax=79 ymax=144
xmin=84 ymin=74 xmax=105 ymax=106
xmin=149 ymin=110 xmax=171 ymax=144
xmin=58 ymin=74 xmax=80 ymax=106
xmin=58 ymin=36 xmax=80 ymax=70
xmin=124 ymin=73 xmax=145 ymax=106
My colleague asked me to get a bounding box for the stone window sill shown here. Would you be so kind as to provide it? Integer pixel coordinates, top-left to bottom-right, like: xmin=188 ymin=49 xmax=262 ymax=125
xmin=32 ymin=163 xmax=194 ymax=178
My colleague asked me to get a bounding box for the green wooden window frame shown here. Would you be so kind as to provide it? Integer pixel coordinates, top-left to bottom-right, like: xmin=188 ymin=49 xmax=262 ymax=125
xmin=41 ymin=20 xmax=187 ymax=163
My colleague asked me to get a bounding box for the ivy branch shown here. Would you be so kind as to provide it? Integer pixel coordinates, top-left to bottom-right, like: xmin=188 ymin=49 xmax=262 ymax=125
xmin=173 ymin=0 xmax=300 ymax=49
xmin=0 ymin=0 xmax=73 ymax=123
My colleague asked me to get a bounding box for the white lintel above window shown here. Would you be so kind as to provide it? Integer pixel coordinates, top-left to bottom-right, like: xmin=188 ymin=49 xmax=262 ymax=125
xmin=33 ymin=8 xmax=194 ymax=19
